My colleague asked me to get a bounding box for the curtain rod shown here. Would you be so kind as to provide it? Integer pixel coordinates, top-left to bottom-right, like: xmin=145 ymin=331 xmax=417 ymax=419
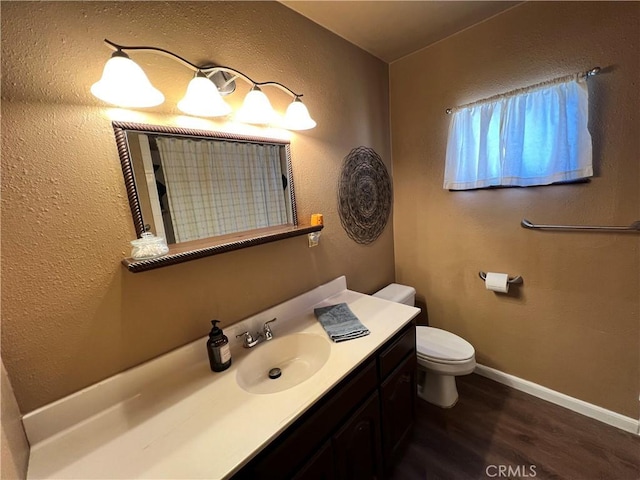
xmin=445 ymin=66 xmax=601 ymax=114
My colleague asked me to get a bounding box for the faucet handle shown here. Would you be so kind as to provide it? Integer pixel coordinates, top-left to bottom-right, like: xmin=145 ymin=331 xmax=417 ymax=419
xmin=263 ymin=318 xmax=277 ymax=340
xmin=236 ymin=331 xmax=258 ymax=348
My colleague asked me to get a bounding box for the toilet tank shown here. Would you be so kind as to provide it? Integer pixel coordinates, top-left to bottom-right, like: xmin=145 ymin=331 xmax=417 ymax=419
xmin=373 ymin=284 xmax=416 ymax=306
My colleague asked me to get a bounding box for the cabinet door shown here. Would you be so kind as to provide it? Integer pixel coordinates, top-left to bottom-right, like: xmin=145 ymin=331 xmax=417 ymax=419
xmin=333 ymin=392 xmax=383 ymax=480
xmin=292 ymin=440 xmax=335 ymax=480
xmin=380 ymin=354 xmax=416 ymax=472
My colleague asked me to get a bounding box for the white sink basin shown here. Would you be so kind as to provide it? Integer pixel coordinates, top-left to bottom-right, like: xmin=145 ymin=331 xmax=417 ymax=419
xmin=236 ymin=332 xmax=330 ymax=394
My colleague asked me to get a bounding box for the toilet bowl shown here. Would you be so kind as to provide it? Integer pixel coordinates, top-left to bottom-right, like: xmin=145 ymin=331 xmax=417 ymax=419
xmin=373 ymin=283 xmax=476 ymax=408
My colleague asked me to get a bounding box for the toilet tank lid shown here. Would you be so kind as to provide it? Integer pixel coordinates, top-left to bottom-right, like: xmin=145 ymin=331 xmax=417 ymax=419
xmin=373 ymin=283 xmax=416 ymax=304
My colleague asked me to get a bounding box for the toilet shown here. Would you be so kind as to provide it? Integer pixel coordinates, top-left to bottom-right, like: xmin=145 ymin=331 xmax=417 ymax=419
xmin=373 ymin=283 xmax=476 ymax=408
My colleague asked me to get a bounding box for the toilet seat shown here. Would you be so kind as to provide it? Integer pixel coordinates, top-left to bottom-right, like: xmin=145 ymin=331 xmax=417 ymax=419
xmin=417 ymin=353 xmax=472 ymax=365
xmin=416 ymin=326 xmax=475 ymax=363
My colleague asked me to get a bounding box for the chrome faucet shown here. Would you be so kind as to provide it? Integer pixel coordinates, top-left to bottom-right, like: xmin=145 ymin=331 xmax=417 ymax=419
xmin=236 ymin=318 xmax=277 ymax=348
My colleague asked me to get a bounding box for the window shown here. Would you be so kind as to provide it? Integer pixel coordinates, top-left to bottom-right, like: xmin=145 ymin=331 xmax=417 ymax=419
xmin=444 ymin=77 xmax=592 ymax=190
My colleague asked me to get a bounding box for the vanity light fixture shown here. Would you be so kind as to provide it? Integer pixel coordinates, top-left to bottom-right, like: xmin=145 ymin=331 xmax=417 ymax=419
xmin=91 ymin=50 xmax=164 ymax=108
xmin=177 ymin=71 xmax=232 ymax=118
xmin=284 ymin=97 xmax=317 ymax=130
xmin=91 ymin=39 xmax=316 ymax=130
xmin=236 ymin=85 xmax=276 ymax=125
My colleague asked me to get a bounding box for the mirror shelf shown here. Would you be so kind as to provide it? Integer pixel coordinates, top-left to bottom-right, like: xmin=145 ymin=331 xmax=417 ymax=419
xmin=122 ymin=224 xmax=323 ymax=273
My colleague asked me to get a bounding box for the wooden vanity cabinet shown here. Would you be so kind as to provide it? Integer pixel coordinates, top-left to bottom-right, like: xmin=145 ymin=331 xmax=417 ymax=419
xmin=232 ymin=322 xmax=416 ymax=480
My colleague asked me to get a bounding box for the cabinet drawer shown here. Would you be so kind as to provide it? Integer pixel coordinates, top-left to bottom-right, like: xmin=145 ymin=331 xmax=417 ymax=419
xmin=378 ymin=324 xmax=415 ymax=379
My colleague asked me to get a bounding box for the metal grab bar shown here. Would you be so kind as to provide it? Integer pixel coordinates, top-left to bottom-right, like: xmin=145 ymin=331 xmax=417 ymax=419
xmin=478 ymin=272 xmax=523 ymax=284
xmin=521 ymin=218 xmax=640 ymax=233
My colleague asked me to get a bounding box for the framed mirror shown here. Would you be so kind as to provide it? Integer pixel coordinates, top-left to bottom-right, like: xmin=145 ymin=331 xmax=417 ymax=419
xmin=112 ymin=122 xmax=321 ymax=272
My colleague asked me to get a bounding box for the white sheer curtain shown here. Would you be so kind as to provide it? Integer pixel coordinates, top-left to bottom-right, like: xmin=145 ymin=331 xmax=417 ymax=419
xmin=156 ymin=137 xmax=289 ymax=242
xmin=444 ymin=77 xmax=593 ymax=190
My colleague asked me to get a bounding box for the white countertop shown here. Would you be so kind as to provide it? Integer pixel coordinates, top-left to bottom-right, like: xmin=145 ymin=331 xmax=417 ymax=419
xmin=25 ymin=277 xmax=419 ymax=479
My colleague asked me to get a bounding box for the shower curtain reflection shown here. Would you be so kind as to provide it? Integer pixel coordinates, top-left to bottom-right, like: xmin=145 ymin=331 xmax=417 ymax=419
xmin=154 ymin=137 xmax=290 ymax=242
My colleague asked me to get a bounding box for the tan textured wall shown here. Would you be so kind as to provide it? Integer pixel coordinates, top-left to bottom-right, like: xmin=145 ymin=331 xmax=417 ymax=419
xmin=1 ymin=1 xmax=393 ymax=413
xmin=391 ymin=2 xmax=639 ymax=417
xmin=1 ymin=361 xmax=29 ymax=480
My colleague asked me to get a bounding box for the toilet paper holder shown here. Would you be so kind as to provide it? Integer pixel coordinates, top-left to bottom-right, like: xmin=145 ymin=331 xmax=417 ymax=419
xmin=478 ymin=271 xmax=523 ymax=284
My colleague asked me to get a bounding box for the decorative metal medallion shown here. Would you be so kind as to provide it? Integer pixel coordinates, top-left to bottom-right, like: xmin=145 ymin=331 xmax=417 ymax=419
xmin=338 ymin=146 xmax=392 ymax=244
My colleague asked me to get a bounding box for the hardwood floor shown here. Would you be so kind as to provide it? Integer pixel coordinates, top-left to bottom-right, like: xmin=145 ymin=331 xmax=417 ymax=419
xmin=389 ymin=374 xmax=640 ymax=480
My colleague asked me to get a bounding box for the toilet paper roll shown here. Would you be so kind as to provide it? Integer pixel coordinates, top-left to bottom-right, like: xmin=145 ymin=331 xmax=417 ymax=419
xmin=485 ymin=272 xmax=509 ymax=293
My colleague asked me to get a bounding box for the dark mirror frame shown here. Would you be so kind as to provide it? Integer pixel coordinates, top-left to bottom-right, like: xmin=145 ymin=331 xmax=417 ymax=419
xmin=112 ymin=121 xmax=322 ymax=273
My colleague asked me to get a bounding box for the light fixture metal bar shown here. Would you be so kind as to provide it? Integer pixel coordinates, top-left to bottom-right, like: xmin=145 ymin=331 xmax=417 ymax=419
xmin=204 ymin=68 xmax=302 ymax=98
xmin=256 ymin=81 xmax=303 ymax=99
xmin=103 ymin=39 xmax=302 ymax=98
xmin=104 ymin=39 xmax=201 ymax=72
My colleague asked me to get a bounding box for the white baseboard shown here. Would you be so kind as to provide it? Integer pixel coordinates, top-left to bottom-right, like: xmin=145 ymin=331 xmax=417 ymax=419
xmin=474 ymin=364 xmax=640 ymax=435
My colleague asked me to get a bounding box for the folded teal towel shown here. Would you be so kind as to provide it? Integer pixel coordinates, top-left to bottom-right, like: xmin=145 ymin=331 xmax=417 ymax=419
xmin=314 ymin=303 xmax=370 ymax=343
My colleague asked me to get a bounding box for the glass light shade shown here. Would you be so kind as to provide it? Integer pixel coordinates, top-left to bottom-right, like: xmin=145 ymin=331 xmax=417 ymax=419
xmin=236 ymin=86 xmax=276 ymax=125
xmin=91 ymin=52 xmax=164 ymax=108
xmin=283 ymin=98 xmax=317 ymax=130
xmin=177 ymin=75 xmax=232 ymax=117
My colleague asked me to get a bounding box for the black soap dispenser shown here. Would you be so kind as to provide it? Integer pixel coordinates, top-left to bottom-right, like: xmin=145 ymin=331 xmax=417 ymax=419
xmin=207 ymin=320 xmax=231 ymax=372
